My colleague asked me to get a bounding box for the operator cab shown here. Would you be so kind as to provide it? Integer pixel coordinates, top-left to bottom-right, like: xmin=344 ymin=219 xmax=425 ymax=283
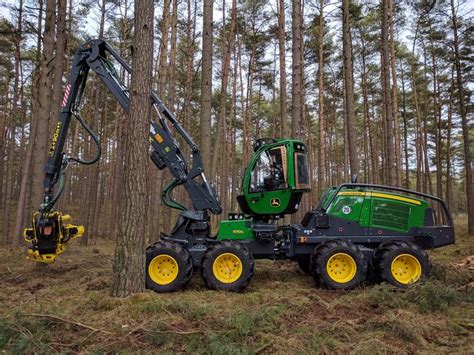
xmin=237 ymin=138 xmax=311 ymax=218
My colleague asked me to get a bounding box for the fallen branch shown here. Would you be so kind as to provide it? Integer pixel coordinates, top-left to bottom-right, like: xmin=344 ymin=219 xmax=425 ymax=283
xmin=23 ymin=313 xmax=113 ymax=335
xmin=140 ymin=326 xmax=202 ymax=335
xmin=256 ymin=342 xmax=272 ymax=353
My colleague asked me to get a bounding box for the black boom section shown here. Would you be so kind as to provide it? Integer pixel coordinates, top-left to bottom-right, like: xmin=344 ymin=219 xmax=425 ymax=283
xmin=41 ymin=39 xmax=221 ymax=215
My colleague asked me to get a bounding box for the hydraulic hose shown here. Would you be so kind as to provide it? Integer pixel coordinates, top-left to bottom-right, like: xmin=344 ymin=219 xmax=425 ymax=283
xmin=40 ymin=172 xmax=65 ymax=213
xmin=40 ymin=110 xmax=101 ymax=214
xmin=69 ymin=111 xmax=102 ymax=165
xmin=161 ymin=179 xmax=188 ymax=211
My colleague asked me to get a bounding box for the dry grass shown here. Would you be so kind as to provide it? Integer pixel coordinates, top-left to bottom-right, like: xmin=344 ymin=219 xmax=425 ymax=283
xmin=0 ymin=218 xmax=472 ymax=353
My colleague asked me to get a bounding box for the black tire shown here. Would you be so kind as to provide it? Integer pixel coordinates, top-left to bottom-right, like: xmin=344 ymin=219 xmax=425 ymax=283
xmin=373 ymin=241 xmax=431 ymax=288
xmin=297 ymin=255 xmax=312 ymax=275
xmin=310 ymin=240 xmax=367 ymax=290
xmin=145 ymin=241 xmax=193 ymax=293
xmin=201 ymin=241 xmax=254 ymax=292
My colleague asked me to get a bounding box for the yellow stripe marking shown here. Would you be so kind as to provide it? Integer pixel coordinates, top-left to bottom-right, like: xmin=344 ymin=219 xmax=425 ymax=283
xmin=369 ymin=192 xmax=421 ymax=205
xmin=337 ymin=191 xmax=422 ymax=205
xmin=338 ymin=191 xmax=366 ymax=196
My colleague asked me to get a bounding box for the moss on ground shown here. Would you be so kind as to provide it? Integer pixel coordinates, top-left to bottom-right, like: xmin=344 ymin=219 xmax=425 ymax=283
xmin=0 ymin=218 xmax=472 ymax=353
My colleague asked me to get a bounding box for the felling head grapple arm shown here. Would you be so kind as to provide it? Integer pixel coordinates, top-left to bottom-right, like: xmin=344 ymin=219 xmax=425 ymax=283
xmin=25 ymin=39 xmax=221 ymax=262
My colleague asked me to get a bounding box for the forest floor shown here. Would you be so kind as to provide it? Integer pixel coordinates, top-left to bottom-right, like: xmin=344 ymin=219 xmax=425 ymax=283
xmin=0 ymin=218 xmax=472 ymax=353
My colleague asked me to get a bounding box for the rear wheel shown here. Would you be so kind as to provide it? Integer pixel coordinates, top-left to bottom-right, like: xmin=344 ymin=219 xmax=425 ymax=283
xmin=201 ymin=241 xmax=254 ymax=291
xmin=374 ymin=242 xmax=431 ymax=288
xmin=311 ymin=240 xmax=367 ymax=290
xmin=146 ymin=241 xmax=193 ymax=293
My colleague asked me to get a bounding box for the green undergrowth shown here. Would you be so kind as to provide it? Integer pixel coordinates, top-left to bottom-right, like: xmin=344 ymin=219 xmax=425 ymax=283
xmin=0 ymin=218 xmax=472 ymax=353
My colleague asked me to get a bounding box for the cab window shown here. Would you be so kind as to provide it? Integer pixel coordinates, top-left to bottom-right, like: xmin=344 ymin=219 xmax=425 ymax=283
xmin=295 ymin=152 xmax=310 ymax=189
xmin=250 ymin=147 xmax=287 ymax=192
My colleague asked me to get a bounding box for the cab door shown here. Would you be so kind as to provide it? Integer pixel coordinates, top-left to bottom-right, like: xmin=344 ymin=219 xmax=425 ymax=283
xmin=246 ymin=145 xmax=291 ymax=215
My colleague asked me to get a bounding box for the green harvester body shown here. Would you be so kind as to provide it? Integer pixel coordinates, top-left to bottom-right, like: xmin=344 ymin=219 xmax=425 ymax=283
xmin=216 ymin=138 xmax=454 ymax=258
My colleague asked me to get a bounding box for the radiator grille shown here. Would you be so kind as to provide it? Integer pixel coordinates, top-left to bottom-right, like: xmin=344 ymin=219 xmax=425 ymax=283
xmin=372 ymin=200 xmax=410 ymax=230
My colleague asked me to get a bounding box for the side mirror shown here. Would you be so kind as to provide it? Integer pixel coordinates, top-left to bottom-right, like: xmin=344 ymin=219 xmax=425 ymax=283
xmin=315 ymin=212 xmax=329 ymax=228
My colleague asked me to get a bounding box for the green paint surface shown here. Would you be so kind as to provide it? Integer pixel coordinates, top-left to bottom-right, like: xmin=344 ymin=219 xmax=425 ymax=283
xmin=217 ymin=219 xmax=254 ymax=241
xmin=323 ymin=187 xmax=431 ymax=232
xmin=241 ymin=139 xmax=310 ymax=216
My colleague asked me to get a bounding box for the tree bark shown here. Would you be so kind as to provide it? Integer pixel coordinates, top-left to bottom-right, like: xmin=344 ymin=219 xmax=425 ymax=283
xmin=111 ymin=0 xmax=154 ymax=297
xmin=381 ymin=0 xmax=395 ymax=185
xmin=167 ymin=0 xmax=178 ymax=109
xmin=3 ymin=0 xmax=23 ymax=243
xmin=277 ymin=0 xmax=287 ymax=138
xmin=14 ymin=0 xmax=41 ymax=245
xmin=155 ymin=0 xmax=171 ymax=235
xmin=83 ymin=0 xmax=106 ymax=245
xmin=388 ymin=0 xmax=401 ymax=186
xmin=51 ymin=0 xmax=67 ymax=131
xmin=450 ymin=0 xmax=473 ymax=234
xmin=211 ymin=0 xmax=237 ymax=179
xmin=291 ymin=0 xmax=303 ymax=139
xmin=200 ymin=0 xmax=213 ymax=174
xmin=30 ymin=0 xmax=56 ymax=212
xmin=429 ymin=28 xmax=442 ymax=199
xmin=317 ymin=0 xmax=326 ymax=195
xmin=445 ymin=65 xmax=454 ymax=212
xmin=342 ymin=0 xmax=358 ymax=177
xmin=400 ymin=65 xmax=409 ymax=189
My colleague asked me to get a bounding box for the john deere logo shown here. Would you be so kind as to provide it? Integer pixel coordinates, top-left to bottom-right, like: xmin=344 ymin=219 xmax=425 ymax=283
xmin=271 ymin=198 xmax=281 ymax=207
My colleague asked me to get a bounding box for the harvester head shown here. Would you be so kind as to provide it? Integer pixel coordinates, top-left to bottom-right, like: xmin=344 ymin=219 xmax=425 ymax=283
xmin=23 ymin=211 xmax=84 ymax=263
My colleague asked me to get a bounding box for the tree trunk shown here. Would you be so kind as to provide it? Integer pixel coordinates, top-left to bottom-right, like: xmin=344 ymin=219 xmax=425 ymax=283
xmin=14 ymin=0 xmax=41 ymax=245
xmin=155 ymin=0 xmax=171 ymax=235
xmin=400 ymin=65 xmax=409 ymax=189
xmin=421 ymin=44 xmax=432 ymax=195
xmin=317 ymin=0 xmax=326 ymax=195
xmin=381 ymin=0 xmax=395 ymax=185
xmin=111 ymin=0 xmax=129 ymax=238
xmin=429 ymin=29 xmax=442 ymax=199
xmin=30 ymin=0 xmax=56 ymax=212
xmin=230 ymin=47 xmax=238 ymax=213
xmin=445 ymin=66 xmax=454 ymax=212
xmin=277 ymin=0 xmax=287 ymax=138
xmin=167 ymin=0 xmax=178 ymax=110
xmin=342 ymin=0 xmax=358 ymax=177
xmin=211 ymin=0 xmax=237 ymax=179
xmin=82 ymin=0 xmax=106 ymax=245
xmin=3 ymin=0 xmax=23 ymax=243
xmin=411 ymin=61 xmax=422 ymax=192
xmin=200 ymin=0 xmax=213 ymax=174
xmin=51 ymin=0 xmax=67 ymax=130
xmin=111 ymin=0 xmax=154 ymax=297
xmin=388 ymin=0 xmax=401 ymax=186
xmin=243 ymin=39 xmax=255 ymax=165
xmin=450 ymin=0 xmax=473 ymax=234
xmin=291 ymin=0 xmax=303 ymax=139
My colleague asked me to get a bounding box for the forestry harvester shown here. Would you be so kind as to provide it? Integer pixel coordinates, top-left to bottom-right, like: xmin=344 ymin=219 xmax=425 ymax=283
xmin=24 ymin=39 xmax=455 ymax=291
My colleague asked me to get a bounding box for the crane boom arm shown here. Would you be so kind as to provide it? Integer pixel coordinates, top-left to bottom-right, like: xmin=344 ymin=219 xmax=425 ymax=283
xmin=43 ymin=39 xmax=221 ymax=215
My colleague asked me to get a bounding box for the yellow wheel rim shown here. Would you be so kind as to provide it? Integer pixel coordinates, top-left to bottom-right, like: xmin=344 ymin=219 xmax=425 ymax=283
xmin=212 ymin=253 xmax=243 ymax=284
xmin=326 ymin=253 xmax=357 ymax=283
xmin=391 ymin=254 xmax=422 ymax=284
xmin=148 ymin=254 xmax=179 ymax=285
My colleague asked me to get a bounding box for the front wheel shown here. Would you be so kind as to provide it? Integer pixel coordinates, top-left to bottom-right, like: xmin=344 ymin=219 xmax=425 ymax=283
xmin=201 ymin=241 xmax=254 ymax=292
xmin=146 ymin=241 xmax=193 ymax=293
xmin=311 ymin=240 xmax=367 ymax=290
